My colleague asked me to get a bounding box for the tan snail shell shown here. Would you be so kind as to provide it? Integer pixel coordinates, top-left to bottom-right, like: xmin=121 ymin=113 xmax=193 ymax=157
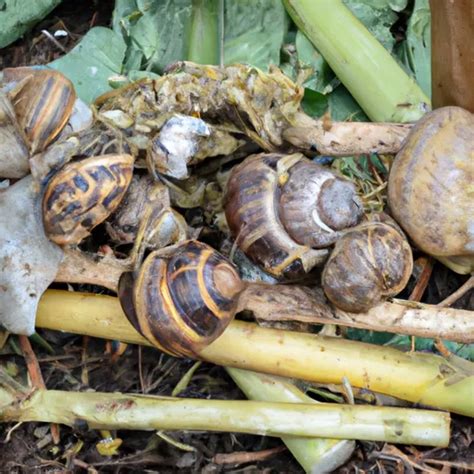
xmin=388 ymin=106 xmax=474 ymax=274
xmin=224 ymin=153 xmax=364 ymax=278
xmin=118 ymin=240 xmax=245 ymax=358
xmin=3 ymin=67 xmax=76 ymax=154
xmin=42 ymin=154 xmax=134 ymax=245
xmin=322 ymin=219 xmax=413 ymax=312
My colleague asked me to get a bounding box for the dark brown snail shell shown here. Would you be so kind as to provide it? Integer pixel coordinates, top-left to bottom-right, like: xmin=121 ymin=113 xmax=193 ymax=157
xmin=322 ymin=220 xmax=413 ymax=312
xmin=3 ymin=67 xmax=76 ymax=154
xmin=118 ymin=240 xmax=245 ymax=358
xmin=224 ymin=152 xmax=363 ymax=278
xmin=42 ymin=154 xmax=134 ymax=245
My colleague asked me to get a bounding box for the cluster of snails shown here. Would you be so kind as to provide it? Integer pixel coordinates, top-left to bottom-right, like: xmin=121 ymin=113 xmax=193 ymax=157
xmin=3 ymin=66 xmax=472 ymax=359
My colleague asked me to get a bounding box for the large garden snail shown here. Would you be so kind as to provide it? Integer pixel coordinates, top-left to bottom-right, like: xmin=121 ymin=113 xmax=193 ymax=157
xmin=118 ymin=240 xmax=245 ymax=358
xmin=388 ymin=106 xmax=473 ymax=274
xmin=42 ymin=154 xmax=134 ymax=245
xmin=322 ymin=216 xmax=413 ymax=312
xmin=224 ymin=152 xmax=364 ymax=278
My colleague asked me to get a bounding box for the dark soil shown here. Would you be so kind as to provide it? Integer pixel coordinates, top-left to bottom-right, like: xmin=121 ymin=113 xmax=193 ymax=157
xmin=0 ymin=1 xmax=473 ymax=472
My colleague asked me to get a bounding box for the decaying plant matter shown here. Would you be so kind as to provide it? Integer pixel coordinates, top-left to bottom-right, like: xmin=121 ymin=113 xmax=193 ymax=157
xmin=0 ymin=57 xmax=473 ymax=473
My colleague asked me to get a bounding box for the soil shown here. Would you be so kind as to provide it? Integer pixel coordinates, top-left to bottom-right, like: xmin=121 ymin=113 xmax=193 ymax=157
xmin=0 ymin=1 xmax=473 ymax=472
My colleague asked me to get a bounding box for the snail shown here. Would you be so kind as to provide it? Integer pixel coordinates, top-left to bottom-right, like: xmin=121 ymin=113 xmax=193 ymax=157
xmin=388 ymin=106 xmax=474 ymax=274
xmin=42 ymin=154 xmax=134 ymax=245
xmin=322 ymin=216 xmax=413 ymax=312
xmin=2 ymin=67 xmax=76 ymax=155
xmin=106 ymin=175 xmax=188 ymax=249
xmin=224 ymin=152 xmax=364 ymax=278
xmin=118 ymin=240 xmax=245 ymax=358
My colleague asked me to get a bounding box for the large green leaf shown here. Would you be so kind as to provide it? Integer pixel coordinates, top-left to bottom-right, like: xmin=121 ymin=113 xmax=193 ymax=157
xmin=49 ymin=27 xmax=126 ymax=103
xmin=112 ymin=0 xmax=193 ymax=73
xmin=343 ymin=0 xmax=408 ymax=52
xmin=224 ymin=0 xmax=287 ymax=69
xmin=0 ymin=0 xmax=61 ymax=48
xmin=395 ymin=0 xmax=431 ymax=97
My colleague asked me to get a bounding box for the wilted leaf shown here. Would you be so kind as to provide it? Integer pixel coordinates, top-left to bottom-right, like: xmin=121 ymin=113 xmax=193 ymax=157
xmin=49 ymin=27 xmax=126 ymax=103
xmin=224 ymin=0 xmax=287 ymax=69
xmin=0 ymin=0 xmax=61 ymax=48
xmin=0 ymin=177 xmax=63 ymax=335
xmin=395 ymin=0 xmax=431 ymax=97
xmin=112 ymin=0 xmax=193 ymax=73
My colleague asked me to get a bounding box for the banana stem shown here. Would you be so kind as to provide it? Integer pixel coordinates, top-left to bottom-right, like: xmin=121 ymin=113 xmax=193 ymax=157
xmin=37 ymin=290 xmax=474 ymax=417
xmin=283 ymin=0 xmax=431 ymax=122
xmin=227 ymin=368 xmax=355 ymax=473
xmin=0 ymin=381 xmax=449 ymax=446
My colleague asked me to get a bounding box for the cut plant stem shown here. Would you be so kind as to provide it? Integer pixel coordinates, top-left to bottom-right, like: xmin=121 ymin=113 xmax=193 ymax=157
xmin=283 ymin=0 xmax=431 ymax=122
xmin=37 ymin=290 xmax=474 ymax=417
xmin=227 ymin=368 xmax=355 ymax=473
xmin=285 ymin=112 xmax=413 ymax=155
xmin=0 ymin=383 xmax=449 ymax=446
xmin=188 ymin=0 xmax=220 ymax=65
xmin=54 ymin=251 xmax=473 ymax=342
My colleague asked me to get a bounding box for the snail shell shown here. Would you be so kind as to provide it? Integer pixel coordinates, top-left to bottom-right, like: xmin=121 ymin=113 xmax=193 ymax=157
xmin=224 ymin=153 xmax=363 ymax=278
xmin=388 ymin=106 xmax=474 ymax=274
xmin=42 ymin=154 xmax=134 ymax=245
xmin=118 ymin=240 xmax=245 ymax=358
xmin=3 ymin=67 xmax=76 ymax=154
xmin=322 ymin=219 xmax=413 ymax=312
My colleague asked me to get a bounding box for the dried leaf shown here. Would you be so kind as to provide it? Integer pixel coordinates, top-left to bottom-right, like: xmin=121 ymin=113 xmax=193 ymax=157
xmin=0 ymin=177 xmax=63 ymax=335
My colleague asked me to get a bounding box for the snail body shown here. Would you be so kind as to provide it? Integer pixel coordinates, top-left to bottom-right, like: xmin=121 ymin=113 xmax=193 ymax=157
xmin=118 ymin=240 xmax=244 ymax=358
xmin=388 ymin=106 xmax=474 ymax=274
xmin=42 ymin=154 xmax=134 ymax=245
xmin=224 ymin=153 xmax=363 ymax=278
xmin=322 ymin=218 xmax=413 ymax=312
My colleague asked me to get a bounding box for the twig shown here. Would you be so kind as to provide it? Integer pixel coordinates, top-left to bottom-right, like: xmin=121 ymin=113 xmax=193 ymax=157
xmin=438 ymin=276 xmax=474 ymax=307
xmin=18 ymin=335 xmax=60 ymax=444
xmin=212 ymin=445 xmax=287 ymax=465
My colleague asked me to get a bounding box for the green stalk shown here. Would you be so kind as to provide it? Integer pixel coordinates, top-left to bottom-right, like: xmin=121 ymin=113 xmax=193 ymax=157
xmin=187 ymin=0 xmax=220 ymax=65
xmin=0 ymin=387 xmax=449 ymax=446
xmin=283 ymin=0 xmax=431 ymax=122
xmin=36 ymin=291 xmax=474 ymax=417
xmin=227 ymin=368 xmax=355 ymax=473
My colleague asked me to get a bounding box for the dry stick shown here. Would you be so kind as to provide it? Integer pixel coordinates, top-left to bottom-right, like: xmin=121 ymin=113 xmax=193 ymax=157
xmin=284 ymin=112 xmax=412 ymax=155
xmin=36 ymin=290 xmax=474 ymax=416
xmin=438 ymin=276 xmax=474 ymax=308
xmin=238 ymin=284 xmax=474 ymax=343
xmin=56 ymin=251 xmax=474 ymax=343
xmin=18 ymin=335 xmax=60 ymax=444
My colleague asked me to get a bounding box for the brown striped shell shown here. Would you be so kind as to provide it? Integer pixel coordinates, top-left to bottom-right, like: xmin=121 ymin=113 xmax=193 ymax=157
xmin=223 ymin=153 xmax=363 ymax=278
xmin=322 ymin=220 xmax=413 ymax=312
xmin=3 ymin=67 xmax=76 ymax=154
xmin=118 ymin=240 xmax=245 ymax=358
xmin=42 ymin=154 xmax=134 ymax=245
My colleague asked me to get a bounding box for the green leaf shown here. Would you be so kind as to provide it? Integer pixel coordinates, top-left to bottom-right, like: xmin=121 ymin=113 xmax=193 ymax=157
xmin=112 ymin=0 xmax=193 ymax=73
xmin=328 ymin=85 xmax=369 ymax=122
xmin=49 ymin=27 xmax=127 ymax=103
xmin=395 ymin=0 xmax=431 ymax=97
xmin=301 ymin=88 xmax=328 ymax=118
xmin=342 ymin=0 xmax=408 ymax=52
xmin=224 ymin=0 xmax=287 ymax=69
xmin=0 ymin=0 xmax=61 ymax=48
xmin=295 ymin=31 xmax=337 ymax=94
